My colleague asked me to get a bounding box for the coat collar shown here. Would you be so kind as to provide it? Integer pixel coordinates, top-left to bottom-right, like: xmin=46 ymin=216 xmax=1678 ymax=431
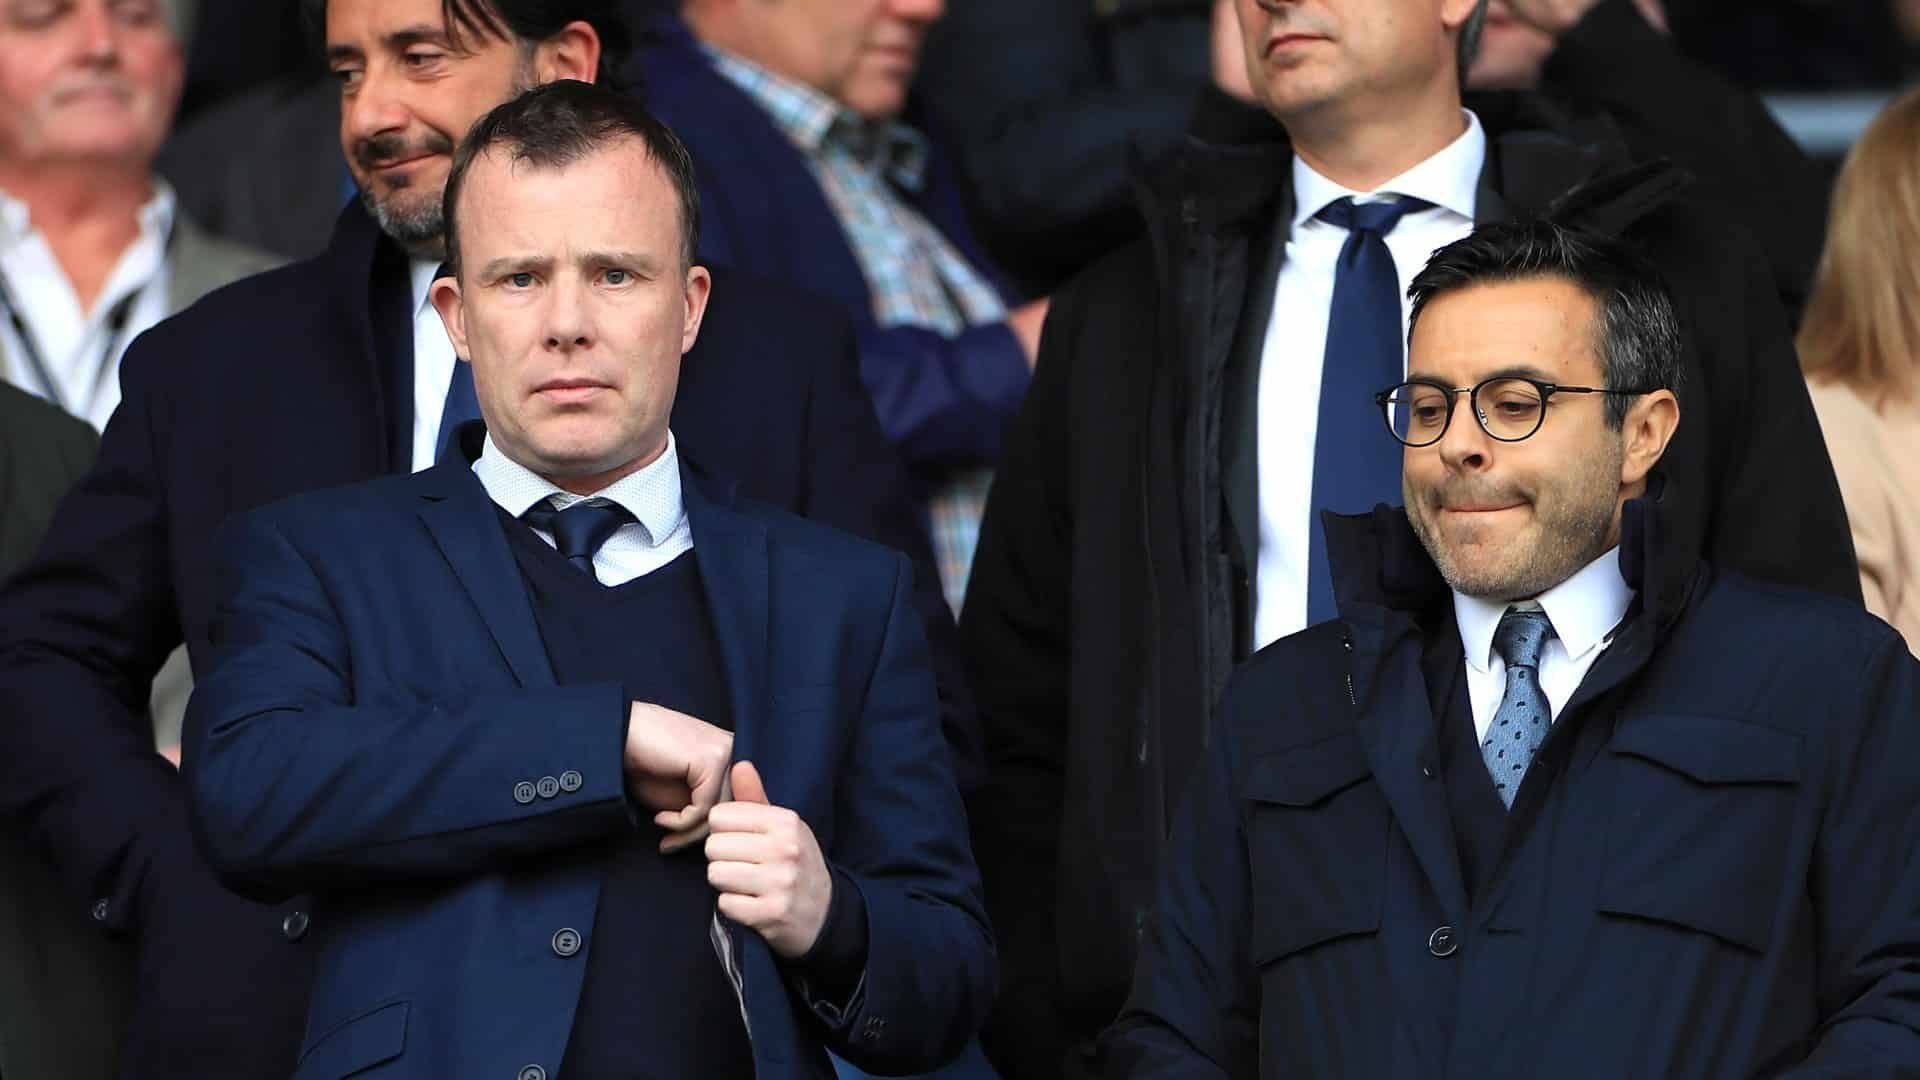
xmin=412 ymin=425 xmax=769 ymax=758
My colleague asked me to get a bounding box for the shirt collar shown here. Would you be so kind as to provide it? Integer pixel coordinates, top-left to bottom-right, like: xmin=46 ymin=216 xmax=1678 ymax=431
xmin=472 ymin=431 xmax=687 ymax=548
xmin=0 ymin=178 xmax=178 ymax=249
xmin=1454 ymin=544 xmax=1633 ymax=673
xmin=702 ymin=43 xmax=931 ymax=191
xmin=409 ymin=259 xmax=441 ymax=318
xmin=1291 ymin=109 xmax=1486 ymax=228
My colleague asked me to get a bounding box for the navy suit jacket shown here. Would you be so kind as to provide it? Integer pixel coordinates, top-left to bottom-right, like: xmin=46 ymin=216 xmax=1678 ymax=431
xmin=0 ymin=202 xmax=973 ymax=1076
xmin=185 ymin=459 xmax=995 ymax=1080
xmin=635 ymin=16 xmax=1029 ymax=475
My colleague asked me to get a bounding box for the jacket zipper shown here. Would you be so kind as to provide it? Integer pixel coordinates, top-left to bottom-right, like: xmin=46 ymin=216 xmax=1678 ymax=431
xmin=1342 ymin=631 xmax=1357 ymax=707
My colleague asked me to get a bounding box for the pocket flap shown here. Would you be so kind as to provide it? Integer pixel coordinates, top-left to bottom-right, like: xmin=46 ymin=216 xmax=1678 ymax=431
xmin=1245 ymin=733 xmax=1372 ymax=808
xmin=1610 ymin=714 xmax=1801 ymax=786
xmin=297 ymin=999 xmax=409 ymax=1079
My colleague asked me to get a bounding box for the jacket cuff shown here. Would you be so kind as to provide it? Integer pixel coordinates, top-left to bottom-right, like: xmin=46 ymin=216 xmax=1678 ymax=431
xmin=784 ymin=864 xmax=870 ymax=1022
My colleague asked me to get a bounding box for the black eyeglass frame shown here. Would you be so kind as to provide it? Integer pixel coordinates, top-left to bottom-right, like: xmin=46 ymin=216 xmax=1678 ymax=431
xmin=1373 ymin=375 xmax=1657 ymax=447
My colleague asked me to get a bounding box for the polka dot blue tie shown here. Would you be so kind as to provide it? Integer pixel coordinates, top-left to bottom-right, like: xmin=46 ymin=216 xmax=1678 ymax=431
xmin=1481 ymin=608 xmax=1557 ymax=808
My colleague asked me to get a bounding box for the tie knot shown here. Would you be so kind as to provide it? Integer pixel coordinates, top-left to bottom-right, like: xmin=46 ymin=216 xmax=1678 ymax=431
xmin=523 ymin=499 xmax=636 ymax=567
xmin=1492 ymin=607 xmax=1555 ymax=671
xmin=1316 ymin=195 xmax=1431 ymax=236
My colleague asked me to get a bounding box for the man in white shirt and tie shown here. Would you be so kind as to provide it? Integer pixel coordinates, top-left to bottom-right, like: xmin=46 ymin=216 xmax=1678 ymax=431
xmin=959 ymin=0 xmax=1857 ymax=1074
xmin=1108 ymin=218 xmax=1920 ymax=1079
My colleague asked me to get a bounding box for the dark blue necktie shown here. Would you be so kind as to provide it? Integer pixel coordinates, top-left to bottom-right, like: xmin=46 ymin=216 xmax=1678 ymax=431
xmin=522 ymin=499 xmax=636 ymax=582
xmin=1306 ymin=195 xmax=1432 ymax=624
xmin=434 ymin=362 xmax=481 ymax=464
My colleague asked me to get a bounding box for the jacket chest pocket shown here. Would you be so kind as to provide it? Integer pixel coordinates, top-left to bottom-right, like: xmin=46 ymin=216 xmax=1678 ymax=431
xmin=1241 ymin=732 xmax=1390 ymax=965
xmin=1597 ymin=714 xmax=1804 ymax=953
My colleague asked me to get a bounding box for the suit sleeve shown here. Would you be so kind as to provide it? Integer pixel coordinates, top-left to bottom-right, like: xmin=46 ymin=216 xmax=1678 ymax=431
xmin=1103 ymin=697 xmax=1257 ymax=1079
xmin=0 ymin=335 xmax=201 ymax=933
xmin=795 ymin=309 xmax=985 ymax=793
xmin=1786 ymin=629 xmax=1920 ymax=1073
xmin=183 ymin=511 xmax=635 ymax=901
xmin=855 ymin=321 xmax=1031 ymax=472
xmin=958 ymin=288 xmax=1080 ymax=1077
xmin=803 ymin=552 xmax=997 ymax=1076
xmin=1543 ymin=0 xmax=1828 ymax=321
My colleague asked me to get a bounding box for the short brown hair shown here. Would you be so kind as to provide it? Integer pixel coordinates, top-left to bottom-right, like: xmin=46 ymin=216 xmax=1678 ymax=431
xmin=1798 ymin=86 xmax=1920 ymax=405
xmin=441 ymin=79 xmax=702 ymax=277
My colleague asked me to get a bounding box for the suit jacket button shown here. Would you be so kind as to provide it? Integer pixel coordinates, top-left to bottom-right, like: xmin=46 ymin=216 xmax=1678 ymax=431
xmin=518 ymin=1066 xmax=547 ymax=1080
xmin=90 ymin=898 xmax=109 ymax=923
xmin=551 ymin=927 xmax=582 ymax=957
xmin=513 ymin=781 xmax=537 ymax=805
xmin=559 ymin=770 xmax=583 ymax=793
xmin=283 ymin=911 xmax=310 ymax=942
xmin=536 ymin=775 xmax=560 ymax=799
xmin=1428 ymin=925 xmax=1458 ymax=958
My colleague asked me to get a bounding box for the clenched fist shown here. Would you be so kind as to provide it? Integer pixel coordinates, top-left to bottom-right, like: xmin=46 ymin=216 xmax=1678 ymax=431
xmin=704 ymin=761 xmax=834 ymax=959
xmin=623 ymin=701 xmax=734 ymax=853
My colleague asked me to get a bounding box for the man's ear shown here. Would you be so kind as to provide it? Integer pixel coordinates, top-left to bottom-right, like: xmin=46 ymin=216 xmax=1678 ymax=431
xmin=1441 ymin=0 xmax=1482 ymax=34
xmin=680 ymin=264 xmax=713 ymax=355
xmin=532 ymin=20 xmax=603 ymax=85
xmin=429 ymin=274 xmax=469 ymax=360
xmin=1619 ymin=388 xmax=1680 ymax=490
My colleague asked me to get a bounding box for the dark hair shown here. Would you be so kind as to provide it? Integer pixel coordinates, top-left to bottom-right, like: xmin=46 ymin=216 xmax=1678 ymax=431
xmin=303 ymin=0 xmax=633 ymax=88
xmin=1456 ymin=0 xmax=1490 ymax=87
xmin=442 ymin=79 xmax=701 ymax=276
xmin=1407 ymin=220 xmax=1685 ymax=428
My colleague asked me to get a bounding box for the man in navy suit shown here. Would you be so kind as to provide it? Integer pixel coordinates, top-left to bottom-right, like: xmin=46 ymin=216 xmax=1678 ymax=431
xmin=187 ymin=81 xmax=994 ymax=1080
xmin=0 ymin=0 xmax=971 ymax=1075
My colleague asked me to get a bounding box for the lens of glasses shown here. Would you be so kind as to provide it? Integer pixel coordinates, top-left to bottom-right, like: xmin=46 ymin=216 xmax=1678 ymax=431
xmin=1383 ymin=382 xmax=1453 ymax=446
xmin=1476 ymin=377 xmax=1547 ymax=440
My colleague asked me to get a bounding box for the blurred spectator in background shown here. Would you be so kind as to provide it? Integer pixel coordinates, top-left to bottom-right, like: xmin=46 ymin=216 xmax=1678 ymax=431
xmin=1663 ymin=0 xmax=1909 ymax=90
xmin=0 ymin=382 xmax=104 ymax=1080
xmin=917 ymin=0 xmax=1211 ymax=295
xmin=1801 ymin=85 xmax=1920 ymax=655
xmin=0 ymin=3 xmax=277 ymax=1077
xmin=174 ymin=0 xmax=317 ymax=119
xmin=648 ymin=0 xmax=1044 ymax=615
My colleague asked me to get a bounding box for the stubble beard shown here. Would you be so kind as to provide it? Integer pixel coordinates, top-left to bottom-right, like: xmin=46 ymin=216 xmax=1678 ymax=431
xmin=1407 ymin=439 xmax=1625 ymax=602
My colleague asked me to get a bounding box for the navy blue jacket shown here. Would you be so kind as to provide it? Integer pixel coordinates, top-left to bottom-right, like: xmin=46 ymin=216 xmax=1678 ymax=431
xmin=184 ymin=459 xmax=994 ymax=1079
xmin=0 ymin=202 xmax=973 ymax=1077
xmin=1108 ymin=490 xmax=1920 ymax=1077
xmin=634 ymin=16 xmax=1029 ymax=475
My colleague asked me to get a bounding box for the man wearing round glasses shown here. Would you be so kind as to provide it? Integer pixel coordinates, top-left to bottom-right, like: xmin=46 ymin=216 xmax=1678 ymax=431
xmin=1107 ymin=220 xmax=1920 ymax=1077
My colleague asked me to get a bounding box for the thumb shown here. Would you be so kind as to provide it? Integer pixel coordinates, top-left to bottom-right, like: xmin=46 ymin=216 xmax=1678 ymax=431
xmin=729 ymin=760 xmax=769 ymax=805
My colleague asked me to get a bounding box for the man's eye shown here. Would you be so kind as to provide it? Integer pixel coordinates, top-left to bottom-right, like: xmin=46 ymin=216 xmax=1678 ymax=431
xmin=508 ymin=273 xmax=534 ymax=288
xmin=604 ymin=269 xmax=629 ymax=285
xmin=403 ymin=50 xmax=443 ymax=69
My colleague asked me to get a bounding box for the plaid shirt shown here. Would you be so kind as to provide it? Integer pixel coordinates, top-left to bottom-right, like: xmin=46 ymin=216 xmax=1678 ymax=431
xmin=707 ymin=46 xmax=1006 ymax=613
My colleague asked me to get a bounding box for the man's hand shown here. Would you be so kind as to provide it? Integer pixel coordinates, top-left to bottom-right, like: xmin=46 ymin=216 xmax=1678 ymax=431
xmin=1501 ymin=0 xmax=1666 ymax=35
xmin=705 ymin=761 xmax=834 ymax=959
xmin=623 ymin=702 xmax=733 ymax=853
xmin=1007 ymin=298 xmax=1051 ymax=369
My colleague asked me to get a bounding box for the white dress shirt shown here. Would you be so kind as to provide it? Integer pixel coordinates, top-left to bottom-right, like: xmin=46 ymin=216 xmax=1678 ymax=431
xmin=0 ymin=183 xmax=175 ymax=431
xmin=1252 ymin=112 xmax=1487 ymax=650
xmin=409 ymin=259 xmax=461 ymax=472
xmin=472 ymin=432 xmax=694 ymax=585
xmin=1454 ymin=546 xmax=1634 ymax=743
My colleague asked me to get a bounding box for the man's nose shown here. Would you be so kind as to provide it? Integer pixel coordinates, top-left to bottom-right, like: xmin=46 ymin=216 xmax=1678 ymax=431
xmin=543 ymin=276 xmax=594 ymax=352
xmin=341 ymin=67 xmax=413 ymax=150
xmin=1435 ymin=396 xmax=1493 ymax=472
xmin=74 ymin=2 xmax=123 ymax=65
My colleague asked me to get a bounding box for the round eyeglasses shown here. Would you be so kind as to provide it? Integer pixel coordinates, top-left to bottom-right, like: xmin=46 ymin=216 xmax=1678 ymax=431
xmin=1374 ymin=376 xmax=1654 ymax=447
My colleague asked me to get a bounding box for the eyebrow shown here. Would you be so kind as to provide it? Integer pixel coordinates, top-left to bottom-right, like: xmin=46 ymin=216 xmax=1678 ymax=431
xmin=326 ymin=25 xmax=456 ymax=65
xmin=1404 ymin=362 xmax=1563 ymax=385
xmin=475 ymin=252 xmax=668 ymax=280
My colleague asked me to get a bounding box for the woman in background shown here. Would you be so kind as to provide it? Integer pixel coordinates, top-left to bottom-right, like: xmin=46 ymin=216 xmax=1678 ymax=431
xmin=1800 ymin=86 xmax=1920 ymax=655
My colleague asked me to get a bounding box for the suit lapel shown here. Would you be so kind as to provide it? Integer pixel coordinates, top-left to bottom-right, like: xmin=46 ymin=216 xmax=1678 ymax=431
xmin=682 ymin=467 xmax=770 ymax=766
xmin=415 ymin=464 xmax=554 ymax=688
